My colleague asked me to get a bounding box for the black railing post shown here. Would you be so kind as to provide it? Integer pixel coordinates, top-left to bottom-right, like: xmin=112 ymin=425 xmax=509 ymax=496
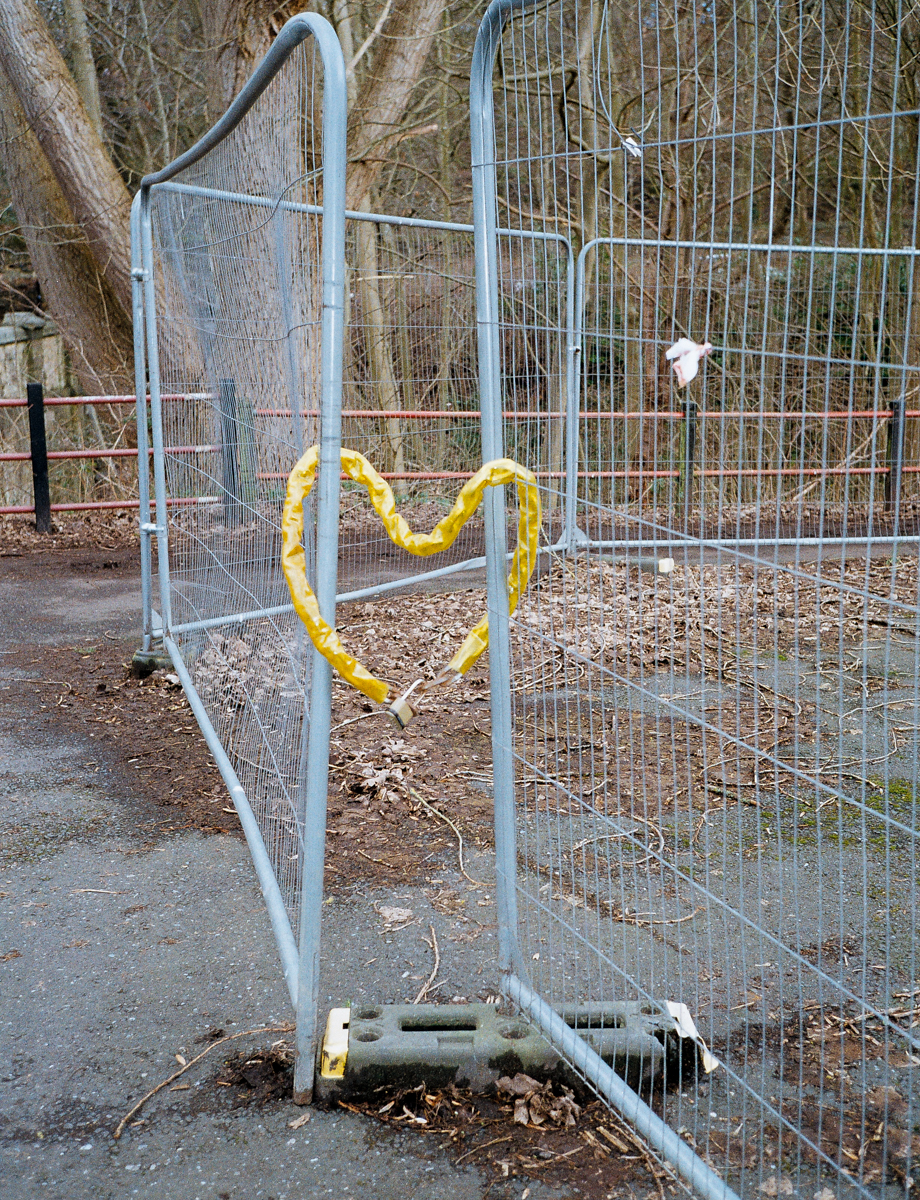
xmin=219 ymin=378 xmax=242 ymax=527
xmin=680 ymin=398 xmax=698 ymax=524
xmin=885 ymin=398 xmax=906 ymax=525
xmin=26 ymin=381 xmax=51 ymax=533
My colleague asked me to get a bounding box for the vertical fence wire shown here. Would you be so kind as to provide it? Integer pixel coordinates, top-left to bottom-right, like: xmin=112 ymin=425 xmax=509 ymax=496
xmin=477 ymin=0 xmax=920 ymax=1195
xmin=146 ymin=34 xmax=331 ymax=947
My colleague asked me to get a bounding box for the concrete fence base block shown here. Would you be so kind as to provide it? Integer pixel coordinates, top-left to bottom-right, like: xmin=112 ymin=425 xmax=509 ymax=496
xmin=130 ymin=649 xmax=174 ymax=677
xmin=315 ymin=1001 xmax=699 ymax=1103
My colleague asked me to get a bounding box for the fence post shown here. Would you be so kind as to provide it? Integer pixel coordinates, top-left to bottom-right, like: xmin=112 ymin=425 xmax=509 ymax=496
xmin=26 ymin=382 xmax=51 ymax=533
xmin=885 ymin=397 xmax=905 ymax=525
xmin=680 ymin=398 xmax=698 ymax=524
xmin=219 ymin=377 xmax=242 ymax=526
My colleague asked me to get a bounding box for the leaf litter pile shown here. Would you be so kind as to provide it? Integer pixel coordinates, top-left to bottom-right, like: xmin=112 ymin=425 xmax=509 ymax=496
xmin=0 ymin=511 xmax=140 ymax=555
xmin=331 ymin=550 xmax=920 ymax=849
xmin=187 ymin=585 xmax=502 ymax=889
xmin=337 ymin=1072 xmax=677 ymax=1199
xmin=750 ymin=991 xmax=920 ymax=1189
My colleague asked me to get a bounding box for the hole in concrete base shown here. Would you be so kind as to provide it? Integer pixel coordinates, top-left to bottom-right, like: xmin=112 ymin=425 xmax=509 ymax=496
xmin=566 ymin=1013 xmax=626 ymax=1029
xmin=500 ymin=1025 xmax=530 ymax=1040
xmin=354 ymin=1032 xmax=382 ymax=1043
xmin=355 ymin=1007 xmax=382 ymax=1021
xmin=399 ymin=1017 xmax=478 ymax=1032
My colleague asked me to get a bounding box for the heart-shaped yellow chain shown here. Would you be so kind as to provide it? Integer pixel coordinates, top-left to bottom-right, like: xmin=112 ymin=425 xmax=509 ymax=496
xmin=281 ymin=446 xmax=541 ymax=725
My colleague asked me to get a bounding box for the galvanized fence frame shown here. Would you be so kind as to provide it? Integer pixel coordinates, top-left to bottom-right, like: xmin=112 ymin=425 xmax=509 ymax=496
xmin=133 ymin=12 xmax=347 ymax=1101
xmin=471 ymin=2 xmax=919 ymax=1198
xmin=470 ymin=7 xmax=742 ymax=1194
xmin=133 ymin=15 xmax=573 ymax=1104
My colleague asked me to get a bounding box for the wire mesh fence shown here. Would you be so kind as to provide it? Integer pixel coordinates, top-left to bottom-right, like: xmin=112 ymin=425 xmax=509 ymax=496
xmin=135 ymin=0 xmax=919 ymax=1185
xmin=332 ymin=214 xmax=571 ymax=596
xmin=134 ymin=14 xmax=352 ymax=1097
xmin=472 ymin=0 xmax=920 ymax=1196
xmin=134 ymin=13 xmax=569 ymax=1102
xmin=145 ymin=30 xmax=330 ymax=929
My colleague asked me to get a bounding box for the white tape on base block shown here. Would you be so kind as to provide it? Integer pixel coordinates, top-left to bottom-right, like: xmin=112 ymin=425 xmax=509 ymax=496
xmin=320 ymin=1007 xmax=350 ymax=1078
xmin=667 ymin=1001 xmax=720 ymax=1073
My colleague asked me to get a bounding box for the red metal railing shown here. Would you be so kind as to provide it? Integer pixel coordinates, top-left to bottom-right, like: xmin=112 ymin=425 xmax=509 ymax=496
xmin=1 ymin=389 xmax=914 ymax=522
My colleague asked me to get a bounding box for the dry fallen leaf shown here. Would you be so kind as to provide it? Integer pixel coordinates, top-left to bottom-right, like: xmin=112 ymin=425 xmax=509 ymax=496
xmin=375 ymin=904 xmax=414 ymax=930
xmin=175 ymin=1054 xmax=187 ymax=1066
xmin=288 ymin=1112 xmax=311 ymax=1129
xmin=760 ymin=1175 xmax=794 ymax=1196
xmin=497 ymin=1073 xmax=541 ymax=1097
xmin=497 ymin=1074 xmax=581 ymax=1129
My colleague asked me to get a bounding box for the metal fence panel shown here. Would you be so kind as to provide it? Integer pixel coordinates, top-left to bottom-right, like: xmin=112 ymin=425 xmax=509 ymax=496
xmin=134 ymin=14 xmax=348 ymax=1100
xmin=333 ymin=214 xmax=571 ymax=601
xmin=134 ymin=16 xmax=573 ymax=1103
xmin=471 ymin=1 xmax=919 ymax=1196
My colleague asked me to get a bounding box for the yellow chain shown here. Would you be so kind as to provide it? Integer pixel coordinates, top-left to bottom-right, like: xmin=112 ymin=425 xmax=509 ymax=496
xmin=281 ymin=446 xmax=541 ymax=711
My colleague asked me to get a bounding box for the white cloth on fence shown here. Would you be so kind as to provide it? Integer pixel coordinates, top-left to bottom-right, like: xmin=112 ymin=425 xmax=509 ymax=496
xmin=665 ymin=338 xmax=713 ymax=386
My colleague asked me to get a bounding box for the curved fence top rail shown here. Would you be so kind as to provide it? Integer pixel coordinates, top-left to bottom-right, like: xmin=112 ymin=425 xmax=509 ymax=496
xmin=139 ymin=12 xmax=345 ymax=191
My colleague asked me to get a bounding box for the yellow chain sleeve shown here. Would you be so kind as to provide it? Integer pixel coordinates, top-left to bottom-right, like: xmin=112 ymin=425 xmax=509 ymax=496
xmin=281 ymin=446 xmax=541 ymax=708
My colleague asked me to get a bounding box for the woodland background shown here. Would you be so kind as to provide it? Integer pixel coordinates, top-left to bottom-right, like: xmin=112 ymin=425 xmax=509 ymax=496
xmin=1 ymin=0 xmax=918 ymax=512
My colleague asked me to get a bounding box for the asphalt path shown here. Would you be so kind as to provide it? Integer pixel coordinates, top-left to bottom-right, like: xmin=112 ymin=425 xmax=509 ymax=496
xmin=0 ymin=550 xmax=564 ymax=1200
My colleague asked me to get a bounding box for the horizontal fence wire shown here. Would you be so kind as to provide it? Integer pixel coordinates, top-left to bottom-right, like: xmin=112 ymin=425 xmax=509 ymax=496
xmin=484 ymin=1 xmax=920 ymax=1197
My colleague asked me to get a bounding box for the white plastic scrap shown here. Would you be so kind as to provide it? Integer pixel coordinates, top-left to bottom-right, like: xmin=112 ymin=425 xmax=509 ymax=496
xmin=665 ymin=338 xmax=713 ymax=387
xmin=666 ymin=1001 xmax=720 ymax=1073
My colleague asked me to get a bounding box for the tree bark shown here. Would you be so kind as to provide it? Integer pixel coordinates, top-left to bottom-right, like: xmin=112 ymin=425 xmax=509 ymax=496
xmin=0 ymin=69 xmax=134 ymax=393
xmin=199 ymin=0 xmax=278 ymax=122
xmin=63 ymin=0 xmax=104 ymax=140
xmin=345 ymin=0 xmax=445 ymax=210
xmin=0 ymin=0 xmax=133 ymax=316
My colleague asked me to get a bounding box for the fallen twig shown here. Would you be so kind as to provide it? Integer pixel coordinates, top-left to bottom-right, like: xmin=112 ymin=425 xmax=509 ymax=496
xmin=409 ymin=787 xmax=482 ymax=887
xmin=356 ymin=849 xmax=410 ymax=873
xmin=113 ymin=1023 xmax=293 ymax=1139
xmin=413 ymin=924 xmax=440 ymax=1004
xmin=331 ymin=711 xmax=388 ymax=732
xmin=454 ymin=1134 xmax=512 ymax=1164
xmin=622 ymin=905 xmax=702 ymax=929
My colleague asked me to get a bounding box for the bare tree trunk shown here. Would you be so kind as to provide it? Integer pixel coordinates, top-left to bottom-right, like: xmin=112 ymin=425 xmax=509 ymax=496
xmin=345 ymin=0 xmax=445 ymax=210
xmin=62 ymin=0 xmax=103 ymax=140
xmin=331 ymin=0 xmax=358 ymax=107
xmin=199 ymin=0 xmax=276 ymax=122
xmin=355 ymin=217 xmax=407 ymax=493
xmin=343 ymin=0 xmax=445 ymax=495
xmin=0 ymin=69 xmax=134 ymax=393
xmin=60 ymin=0 xmax=110 ymax=453
xmin=0 ymin=0 xmax=132 ymax=316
